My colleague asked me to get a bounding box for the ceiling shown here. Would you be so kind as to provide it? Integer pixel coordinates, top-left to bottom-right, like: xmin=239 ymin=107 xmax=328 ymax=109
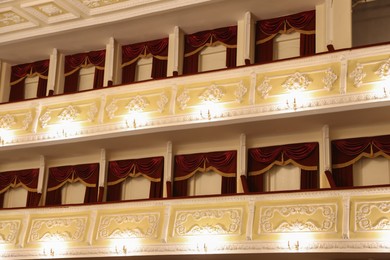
xmin=0 ymin=0 xmax=323 ymax=64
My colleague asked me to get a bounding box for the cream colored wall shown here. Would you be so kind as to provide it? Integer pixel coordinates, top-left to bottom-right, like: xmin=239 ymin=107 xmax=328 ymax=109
xmin=332 ymin=0 xmax=352 ymax=49
xmin=273 ymin=32 xmax=300 ymax=60
xmin=3 ymin=187 xmax=27 ymax=208
xmin=61 ymin=182 xmax=86 ymax=204
xmin=188 ymin=171 xmax=222 ymax=196
xmin=24 ymin=75 xmax=39 ymax=99
xmin=264 ymin=165 xmax=301 ymax=192
xmin=78 ymin=66 xmax=95 ymax=91
xmin=199 ymin=45 xmax=227 ymax=72
xmin=315 ymin=2 xmax=327 ymax=53
xmin=122 ymin=177 xmax=150 ymax=200
xmin=135 ymin=57 xmax=153 ymax=81
xmin=353 ymin=157 xmax=390 ymax=186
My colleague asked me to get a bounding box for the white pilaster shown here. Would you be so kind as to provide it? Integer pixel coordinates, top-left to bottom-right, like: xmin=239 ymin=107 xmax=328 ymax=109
xmin=37 ymin=155 xmax=45 ymax=194
xmin=47 ymin=48 xmax=58 ymax=95
xmin=164 ymin=141 xmax=173 ymax=197
xmin=104 ymin=37 xmax=115 ymax=86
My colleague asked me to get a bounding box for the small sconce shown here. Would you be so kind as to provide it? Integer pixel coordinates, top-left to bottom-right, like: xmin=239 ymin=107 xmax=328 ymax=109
xmin=199 ymin=101 xmax=224 ymax=120
xmin=43 ymin=247 xmax=55 ymax=257
xmin=0 ymin=129 xmax=13 ymax=145
xmin=282 ymin=72 xmax=312 ymax=111
xmin=115 ymin=244 xmax=127 ymax=255
xmin=288 ymin=240 xmax=300 ymax=251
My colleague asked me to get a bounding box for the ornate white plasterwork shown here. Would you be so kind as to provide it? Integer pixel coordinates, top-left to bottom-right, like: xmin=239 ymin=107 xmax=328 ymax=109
xmin=96 ymin=212 xmax=160 ymax=240
xmin=58 ymin=105 xmax=79 ymax=122
xmin=234 ymin=81 xmax=247 ymax=103
xmin=375 ymin=58 xmax=390 ymax=79
xmin=157 ymin=93 xmax=169 ymax=113
xmin=199 ymin=84 xmax=224 ymax=103
xmin=177 ymin=89 xmax=190 ymax=110
xmin=38 ymin=3 xmax=63 ymax=16
xmin=355 ymin=201 xmax=390 ymax=232
xmin=39 ymin=110 xmax=51 ymax=128
xmin=0 ymin=114 xmax=16 ymax=129
xmin=257 ymin=77 xmax=272 ymax=99
xmin=105 ymin=99 xmax=118 ymax=119
xmin=349 ymin=63 xmax=366 ymax=88
xmin=87 ymin=103 xmax=98 ymax=122
xmin=259 ymin=204 xmax=337 ymax=234
xmin=0 ymin=11 xmax=25 ymax=26
xmin=322 ymin=68 xmax=338 ymax=91
xmin=28 ymin=217 xmax=87 ymax=243
xmin=125 ymin=95 xmax=149 ymax=112
xmin=282 ymin=72 xmax=312 ymax=92
xmin=0 ymin=220 xmax=21 ymax=244
xmin=173 ymin=208 xmax=242 ymax=237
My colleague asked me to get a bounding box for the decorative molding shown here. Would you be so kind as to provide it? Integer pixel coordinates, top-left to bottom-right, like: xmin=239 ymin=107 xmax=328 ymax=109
xmin=282 ymin=72 xmax=312 ymax=92
xmin=234 ymin=81 xmax=247 ymax=103
xmin=173 ymin=208 xmax=243 ymax=237
xmin=0 ymin=220 xmax=21 ymax=244
xmin=22 ymin=111 xmax=33 ymax=131
xmin=157 ymin=93 xmax=169 ymax=113
xmin=322 ymin=68 xmax=338 ymax=91
xmin=96 ymin=212 xmax=160 ymax=240
xmin=199 ymin=84 xmax=224 ymax=103
xmin=375 ymin=58 xmax=390 ymax=79
xmin=58 ymin=105 xmax=79 ymax=122
xmin=28 ymin=216 xmax=88 ymax=243
xmin=39 ymin=110 xmax=51 ymax=128
xmin=125 ymin=95 xmax=149 ymax=112
xmin=177 ymin=89 xmax=190 ymax=110
xmin=0 ymin=11 xmax=25 ymax=26
xmin=258 ymin=204 xmax=337 ymax=234
xmin=349 ymin=63 xmax=366 ymax=88
xmin=257 ymin=77 xmax=272 ymax=99
xmin=105 ymin=99 xmax=118 ymax=119
xmin=87 ymin=103 xmax=98 ymax=122
xmin=0 ymin=114 xmax=16 ymax=129
xmin=355 ymin=201 xmax=390 ymax=232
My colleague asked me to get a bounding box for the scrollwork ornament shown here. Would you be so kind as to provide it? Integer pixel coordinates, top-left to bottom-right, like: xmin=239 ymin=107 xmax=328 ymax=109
xmin=0 ymin=114 xmax=16 ymax=129
xmin=375 ymin=58 xmax=390 ymax=79
xmin=322 ymin=68 xmax=338 ymax=91
xmin=39 ymin=110 xmax=51 ymax=128
xmin=105 ymin=99 xmax=118 ymax=119
xmin=157 ymin=93 xmax=169 ymax=113
xmin=125 ymin=95 xmax=149 ymax=113
xmin=58 ymin=105 xmax=79 ymax=122
xmin=177 ymin=89 xmax=190 ymax=110
xmin=234 ymin=81 xmax=247 ymax=103
xmin=0 ymin=220 xmax=20 ymax=244
xmin=87 ymin=103 xmax=98 ymax=122
xmin=349 ymin=63 xmax=366 ymax=88
xmin=282 ymin=72 xmax=312 ymax=92
xmin=355 ymin=201 xmax=390 ymax=231
xmin=199 ymin=84 xmax=224 ymax=103
xmin=257 ymin=77 xmax=272 ymax=99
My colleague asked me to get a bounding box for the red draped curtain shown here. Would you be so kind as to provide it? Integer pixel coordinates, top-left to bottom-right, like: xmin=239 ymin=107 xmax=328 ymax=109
xmin=247 ymin=142 xmax=319 ymax=192
xmin=331 ymin=135 xmax=390 ymax=187
xmin=255 ymin=10 xmax=316 ymax=63
xmin=9 ymin=60 xmax=50 ymax=102
xmin=45 ymin=163 xmax=99 ymax=206
xmin=121 ymin=38 xmax=169 ymax=84
xmin=183 ymin=26 xmax=237 ymax=75
xmin=106 ymin=156 xmax=164 ymax=201
xmin=64 ymin=50 xmax=106 ymax=93
xmin=0 ymin=168 xmax=41 ymax=208
xmin=173 ymin=150 xmax=237 ymax=197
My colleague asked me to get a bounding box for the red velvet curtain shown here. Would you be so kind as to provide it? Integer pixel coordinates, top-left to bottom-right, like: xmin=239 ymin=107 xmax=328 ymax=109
xmin=183 ymin=26 xmax=237 ymax=74
xmin=331 ymin=135 xmax=390 ymax=187
xmin=255 ymin=10 xmax=315 ymax=63
xmin=45 ymin=163 xmax=99 ymax=206
xmin=64 ymin=50 xmax=106 ymax=93
xmin=0 ymin=168 xmax=40 ymax=208
xmin=121 ymin=38 xmax=169 ymax=84
xmin=247 ymin=142 xmax=319 ymax=192
xmin=173 ymin=150 xmax=237 ymax=197
xmin=106 ymin=156 xmax=164 ymax=201
xmin=9 ymin=60 xmax=50 ymax=101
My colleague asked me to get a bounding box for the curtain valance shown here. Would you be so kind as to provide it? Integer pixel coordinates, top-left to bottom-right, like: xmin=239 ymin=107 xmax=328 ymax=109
xmin=184 ymin=26 xmax=237 ymax=57
xmin=174 ymin=150 xmax=237 ymax=181
xmin=10 ymin=60 xmax=49 ymax=85
xmin=64 ymin=50 xmax=106 ymax=76
xmin=108 ymin=156 xmax=164 ymax=185
xmin=256 ymin=10 xmax=315 ymax=44
xmin=0 ymin=168 xmax=39 ymax=194
xmin=332 ymin=135 xmax=390 ymax=169
xmin=47 ymin=163 xmax=99 ymax=192
xmin=121 ymin=38 xmax=169 ymax=68
xmin=248 ymin=142 xmax=319 ymax=176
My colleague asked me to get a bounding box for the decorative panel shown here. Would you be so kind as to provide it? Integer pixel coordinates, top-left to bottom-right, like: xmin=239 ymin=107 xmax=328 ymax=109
xmin=168 ymin=202 xmax=247 ymax=243
xmin=175 ymin=77 xmax=250 ymax=116
xmin=25 ymin=213 xmax=90 ymax=248
xmin=93 ymin=207 xmax=164 ymax=245
xmin=0 ymin=216 xmax=23 ymax=248
xmin=0 ymin=109 xmax=34 ymax=144
xmin=0 ymin=7 xmax=37 ymax=33
xmin=253 ymin=198 xmax=342 ymax=240
xmin=255 ymin=63 xmax=340 ymax=109
xmin=104 ymin=87 xmax=171 ymax=126
xmin=348 ymin=54 xmax=390 ymax=96
xmin=37 ymin=99 xmax=100 ymax=135
xmin=350 ymin=195 xmax=390 ymax=239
